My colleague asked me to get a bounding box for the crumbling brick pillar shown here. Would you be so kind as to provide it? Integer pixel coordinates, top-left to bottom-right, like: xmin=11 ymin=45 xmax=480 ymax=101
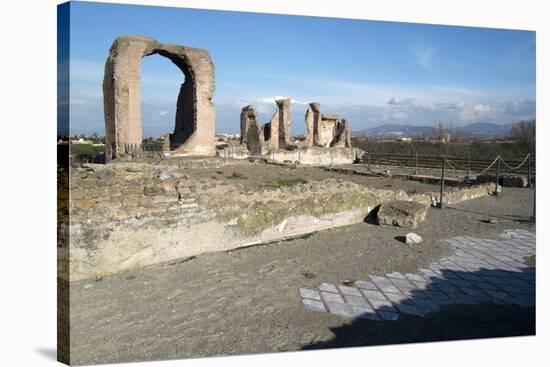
xmin=276 ymin=98 xmax=292 ymax=149
xmin=304 ymin=102 xmax=321 ymax=147
xmin=240 ymin=105 xmax=263 ymax=155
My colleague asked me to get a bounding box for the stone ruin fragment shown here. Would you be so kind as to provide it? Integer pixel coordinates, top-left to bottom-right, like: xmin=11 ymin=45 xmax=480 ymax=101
xmin=304 ymin=102 xmax=352 ymax=148
xmin=239 ymin=105 xmax=263 ymax=155
xmin=239 ymin=99 xmax=352 ymax=155
xmin=103 ymin=35 xmax=216 ymax=161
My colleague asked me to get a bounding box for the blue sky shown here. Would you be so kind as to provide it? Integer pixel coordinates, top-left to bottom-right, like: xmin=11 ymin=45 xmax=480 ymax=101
xmin=64 ymin=1 xmax=536 ymax=137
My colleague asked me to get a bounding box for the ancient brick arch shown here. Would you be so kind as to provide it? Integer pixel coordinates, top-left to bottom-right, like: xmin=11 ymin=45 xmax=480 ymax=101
xmin=103 ymin=35 xmax=216 ymax=161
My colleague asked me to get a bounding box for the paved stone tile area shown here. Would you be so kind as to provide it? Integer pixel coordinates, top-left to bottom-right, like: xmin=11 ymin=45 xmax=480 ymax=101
xmin=300 ymin=229 xmax=535 ymax=320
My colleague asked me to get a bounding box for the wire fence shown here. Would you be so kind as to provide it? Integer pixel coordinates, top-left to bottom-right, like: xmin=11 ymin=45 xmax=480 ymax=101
xmin=359 ymin=151 xmax=534 ymax=216
xmin=359 ymin=152 xmax=535 ymax=176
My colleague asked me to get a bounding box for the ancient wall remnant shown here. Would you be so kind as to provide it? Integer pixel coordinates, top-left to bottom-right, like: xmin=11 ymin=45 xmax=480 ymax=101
xmin=259 ymin=105 xmax=286 ymax=151
xmin=316 ymin=113 xmax=340 ymax=147
xmin=332 ymin=119 xmax=352 ymax=148
xmin=304 ymin=102 xmax=321 ymax=147
xmin=305 ymin=103 xmax=352 ymax=148
xmin=240 ymin=105 xmax=263 ymax=155
xmin=239 ymin=99 xmax=351 ymax=158
xmin=103 ymin=35 xmax=216 ymax=161
xmin=276 ymin=98 xmax=292 ymax=149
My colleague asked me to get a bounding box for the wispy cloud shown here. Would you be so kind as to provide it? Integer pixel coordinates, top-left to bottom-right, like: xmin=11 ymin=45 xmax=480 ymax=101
xmin=430 ymin=85 xmax=485 ymax=97
xmin=388 ymin=97 xmax=416 ymax=106
xmin=414 ymin=44 xmax=434 ymax=70
xmin=70 ymin=59 xmax=104 ymax=82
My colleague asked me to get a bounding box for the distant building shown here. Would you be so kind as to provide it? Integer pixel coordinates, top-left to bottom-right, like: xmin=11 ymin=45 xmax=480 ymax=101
xmin=396 ymin=137 xmax=412 ymax=143
xmin=439 ymin=133 xmax=451 ymax=143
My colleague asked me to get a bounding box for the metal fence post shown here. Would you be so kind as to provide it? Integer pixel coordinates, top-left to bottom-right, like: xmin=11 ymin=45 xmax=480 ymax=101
xmin=466 ymin=151 xmax=470 ymax=179
xmin=495 ymin=156 xmax=501 ymax=196
xmin=527 ymin=153 xmax=532 ymax=187
xmin=530 ymin=181 xmax=536 ymax=222
xmin=439 ymin=158 xmax=446 ymax=209
xmin=368 ymin=152 xmax=371 ymax=171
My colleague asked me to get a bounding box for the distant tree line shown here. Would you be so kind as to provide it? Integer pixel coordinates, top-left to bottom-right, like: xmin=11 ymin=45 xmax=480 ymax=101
xmin=353 ymin=119 xmax=536 ymax=160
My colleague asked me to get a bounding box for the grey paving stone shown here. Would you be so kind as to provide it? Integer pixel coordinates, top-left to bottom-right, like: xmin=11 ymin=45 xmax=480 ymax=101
xmin=302 ymin=299 xmax=327 ymax=312
xmin=368 ymin=298 xmax=395 ymax=310
xmin=419 ymin=269 xmax=442 ymax=281
xmin=505 ymin=295 xmax=535 ymax=307
xmin=386 ymin=272 xmax=407 ymax=279
xmin=319 ymin=283 xmax=339 ymax=293
xmin=411 ymin=280 xmax=429 ymax=290
xmin=457 ymin=273 xmax=483 ymax=282
xmin=405 ymin=273 xmax=426 ymax=282
xmin=355 ymin=280 xmax=378 ymax=290
xmin=321 ymin=291 xmax=344 ymax=304
xmin=299 ymin=288 xmax=321 ymax=300
xmin=411 ymin=290 xmax=429 ymax=298
xmin=385 ymin=293 xmax=413 ymax=305
xmin=360 ymin=289 xmax=387 ymax=301
xmin=344 ymin=294 xmax=370 ymax=307
xmin=371 ymin=280 xmax=402 ymax=294
xmin=394 ymin=303 xmax=423 ymax=316
xmin=377 ymin=310 xmax=400 ymax=320
xmin=338 ymin=285 xmax=362 ymax=297
xmin=395 ymin=288 xmax=417 ymax=297
xmin=458 ymin=287 xmax=483 ymax=297
xmin=448 ymin=279 xmax=474 ymax=288
xmin=453 ymin=295 xmax=484 ymax=304
xmin=440 ymin=271 xmax=462 ymax=279
xmin=413 ymin=298 xmax=440 ymax=314
xmin=391 ymin=278 xmax=416 ymax=290
xmin=353 ymin=308 xmax=381 ymax=321
xmin=430 ymin=296 xmax=454 ymax=306
xmin=369 ymin=275 xmax=391 ymax=283
xmin=484 ymin=290 xmax=509 ymax=300
xmin=326 ymin=302 xmax=353 ymax=317
xmin=348 ymin=305 xmax=374 ymax=317
xmin=301 ymin=230 xmax=536 ymax=319
xmin=470 ymin=280 xmax=498 ymax=291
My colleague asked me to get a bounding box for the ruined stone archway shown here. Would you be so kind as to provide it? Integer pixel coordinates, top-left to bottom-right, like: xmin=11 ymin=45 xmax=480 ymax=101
xmin=103 ymin=35 xmax=215 ymax=161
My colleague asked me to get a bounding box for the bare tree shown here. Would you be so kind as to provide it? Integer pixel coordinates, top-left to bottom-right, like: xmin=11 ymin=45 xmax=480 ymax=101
xmin=510 ymin=119 xmax=536 ymax=152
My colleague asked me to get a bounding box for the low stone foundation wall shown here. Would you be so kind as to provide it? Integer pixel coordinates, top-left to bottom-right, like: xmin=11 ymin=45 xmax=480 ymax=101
xmin=62 ymin=162 xmax=495 ymax=281
xmin=269 ymin=146 xmax=357 ymax=165
xmin=477 ymin=173 xmax=528 ymax=187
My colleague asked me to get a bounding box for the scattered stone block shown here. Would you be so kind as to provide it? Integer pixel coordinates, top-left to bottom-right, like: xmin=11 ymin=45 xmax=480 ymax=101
xmin=377 ymin=200 xmax=429 ymax=229
xmin=405 ymin=232 xmax=423 ymax=245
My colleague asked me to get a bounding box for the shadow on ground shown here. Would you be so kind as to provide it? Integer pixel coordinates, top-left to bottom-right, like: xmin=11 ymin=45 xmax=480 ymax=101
xmin=302 ymin=266 xmax=535 ymax=350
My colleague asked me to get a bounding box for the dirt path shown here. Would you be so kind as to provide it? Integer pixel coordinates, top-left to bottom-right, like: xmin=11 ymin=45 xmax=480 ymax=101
xmin=69 ymin=188 xmax=535 ymax=365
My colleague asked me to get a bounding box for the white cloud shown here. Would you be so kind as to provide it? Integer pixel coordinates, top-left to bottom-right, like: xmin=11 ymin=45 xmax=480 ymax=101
xmin=388 ymin=97 xmax=416 ymax=105
xmin=257 ymin=96 xmax=307 ymax=105
xmin=474 ymin=104 xmax=491 ymax=113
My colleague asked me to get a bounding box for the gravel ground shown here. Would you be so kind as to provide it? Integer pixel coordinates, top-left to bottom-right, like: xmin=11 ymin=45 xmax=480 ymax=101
xmin=69 ymin=187 xmax=535 ymax=365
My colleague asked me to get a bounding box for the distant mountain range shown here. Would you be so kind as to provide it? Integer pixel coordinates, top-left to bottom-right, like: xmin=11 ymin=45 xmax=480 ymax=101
xmin=355 ymin=122 xmax=515 ymax=139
